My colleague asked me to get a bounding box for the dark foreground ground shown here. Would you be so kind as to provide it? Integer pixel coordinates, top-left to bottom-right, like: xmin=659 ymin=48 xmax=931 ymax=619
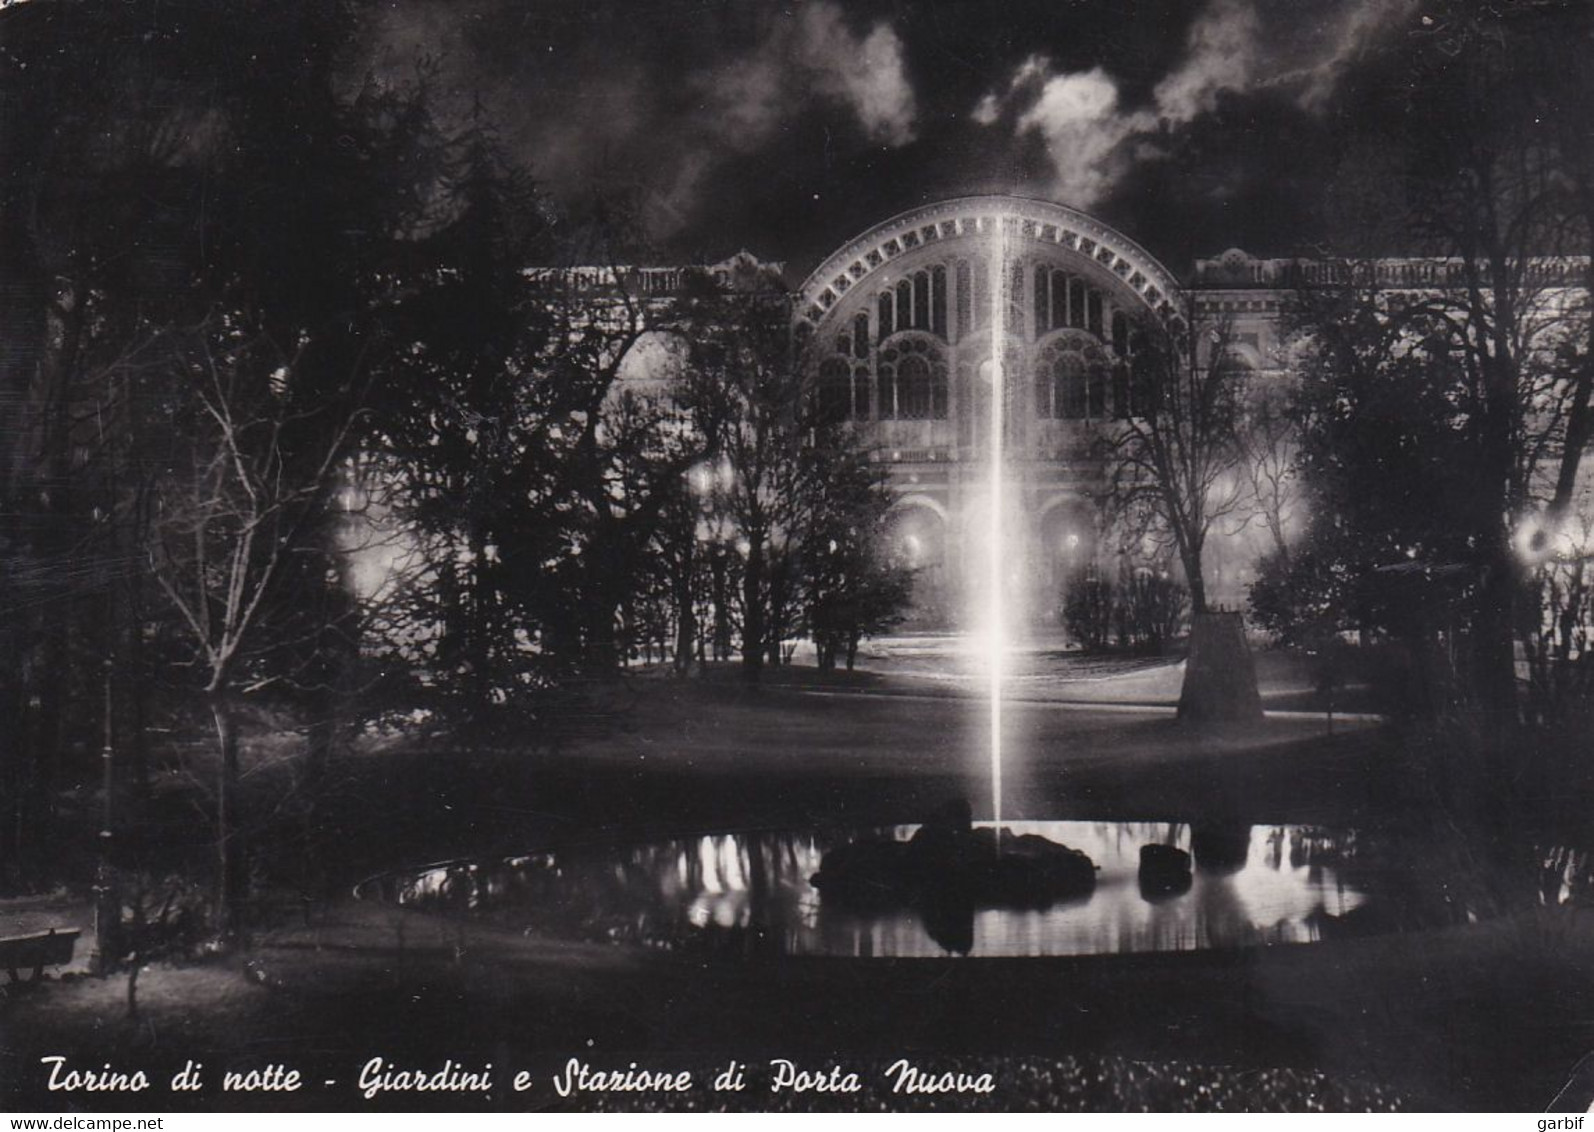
xmin=3 ymin=663 xmax=1593 ymax=1112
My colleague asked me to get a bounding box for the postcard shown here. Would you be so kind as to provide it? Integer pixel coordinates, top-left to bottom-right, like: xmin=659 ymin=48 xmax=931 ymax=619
xmin=3 ymin=0 xmax=1592 ymax=1116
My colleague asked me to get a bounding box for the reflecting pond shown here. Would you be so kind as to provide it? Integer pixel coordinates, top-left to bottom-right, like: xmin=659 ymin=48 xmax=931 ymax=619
xmin=370 ymin=821 xmax=1475 ymax=959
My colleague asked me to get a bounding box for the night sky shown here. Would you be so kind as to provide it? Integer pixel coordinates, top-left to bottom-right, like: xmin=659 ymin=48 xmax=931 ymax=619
xmin=363 ymin=0 xmax=1430 ymax=277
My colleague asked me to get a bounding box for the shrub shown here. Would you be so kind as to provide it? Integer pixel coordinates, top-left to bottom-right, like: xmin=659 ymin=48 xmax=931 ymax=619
xmin=1062 ymin=568 xmax=1114 ymax=651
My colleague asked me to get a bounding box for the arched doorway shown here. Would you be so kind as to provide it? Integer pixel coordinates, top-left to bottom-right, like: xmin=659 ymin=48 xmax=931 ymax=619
xmin=1039 ymin=499 xmax=1099 ymax=623
xmin=885 ymin=499 xmax=949 ymax=628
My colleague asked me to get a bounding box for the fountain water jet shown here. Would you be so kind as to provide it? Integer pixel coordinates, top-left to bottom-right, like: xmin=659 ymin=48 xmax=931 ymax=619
xmin=987 ymin=219 xmax=1008 ymax=841
xmin=805 ymin=213 xmax=1110 ymax=936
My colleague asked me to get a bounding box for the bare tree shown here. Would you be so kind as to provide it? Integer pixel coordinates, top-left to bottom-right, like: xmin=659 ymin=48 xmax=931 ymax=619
xmin=144 ymin=313 xmax=366 ymax=937
xmin=1235 ymin=371 xmax=1301 ymax=566
xmin=1104 ymin=315 xmax=1250 ymax=614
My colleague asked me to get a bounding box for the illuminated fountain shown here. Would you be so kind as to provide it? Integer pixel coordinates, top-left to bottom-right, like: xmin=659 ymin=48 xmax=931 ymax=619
xmin=806 ymin=216 xmax=1113 ymax=926
xmin=986 ymin=219 xmax=1008 ymax=840
xmin=366 ymin=200 xmax=1464 ymax=959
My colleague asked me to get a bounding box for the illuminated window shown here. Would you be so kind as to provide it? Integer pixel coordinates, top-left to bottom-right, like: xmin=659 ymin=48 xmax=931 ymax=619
xmin=880 ymin=338 xmax=948 ymax=420
xmin=898 ymin=354 xmax=933 ymax=418
xmin=1058 ymin=353 xmax=1087 ymax=418
xmin=1038 ymin=338 xmax=1109 ymax=420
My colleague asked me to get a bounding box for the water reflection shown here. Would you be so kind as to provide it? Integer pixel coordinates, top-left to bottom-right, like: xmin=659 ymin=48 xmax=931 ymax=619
xmin=375 ymin=822 xmax=1460 ymax=959
xmin=1539 ymin=845 xmax=1594 ymax=908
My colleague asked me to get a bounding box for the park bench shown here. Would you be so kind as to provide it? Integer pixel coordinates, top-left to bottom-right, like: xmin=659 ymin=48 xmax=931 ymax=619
xmin=0 ymin=927 xmax=80 ymax=982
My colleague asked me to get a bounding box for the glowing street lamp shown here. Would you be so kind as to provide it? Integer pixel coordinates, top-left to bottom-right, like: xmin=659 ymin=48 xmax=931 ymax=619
xmin=1515 ymin=510 xmax=1591 ymax=567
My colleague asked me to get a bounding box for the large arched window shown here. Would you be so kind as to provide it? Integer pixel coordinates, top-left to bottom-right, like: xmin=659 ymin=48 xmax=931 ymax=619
xmin=1059 ymin=353 xmax=1088 ymax=419
xmin=1036 ymin=337 xmax=1109 ymax=420
xmin=1033 ymin=268 xmax=1096 ymax=336
xmin=877 ymin=337 xmax=948 ymax=420
xmin=972 ymin=257 xmax=990 ymax=332
xmin=898 ymin=354 xmax=933 ymax=419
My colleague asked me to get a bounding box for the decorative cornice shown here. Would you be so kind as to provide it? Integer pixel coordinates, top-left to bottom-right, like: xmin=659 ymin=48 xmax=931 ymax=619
xmin=1190 ymin=247 xmax=1591 ymax=290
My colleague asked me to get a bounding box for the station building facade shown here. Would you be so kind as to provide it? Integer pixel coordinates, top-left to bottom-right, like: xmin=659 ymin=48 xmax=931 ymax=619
xmin=790 ymin=195 xmax=1292 ymax=627
xmin=608 ymin=193 xmax=1585 ymax=631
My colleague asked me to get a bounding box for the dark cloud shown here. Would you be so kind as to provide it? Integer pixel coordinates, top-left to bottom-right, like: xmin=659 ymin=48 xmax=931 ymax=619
xmin=968 ymin=0 xmax=1415 ymax=210
xmin=362 ymin=0 xmax=1425 ymax=273
xmin=367 ymin=0 xmax=917 ymax=246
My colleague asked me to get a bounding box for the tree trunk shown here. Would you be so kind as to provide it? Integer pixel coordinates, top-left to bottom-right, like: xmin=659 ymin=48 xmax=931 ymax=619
xmin=711 ymin=550 xmax=732 ymax=661
xmin=304 ymin=694 xmax=337 ymax=786
xmin=125 ymin=961 xmax=141 ymax=1021
xmin=210 ymin=693 xmax=245 ymax=940
xmin=0 ymin=229 xmax=49 ymax=894
xmin=124 ymin=562 xmax=152 ymax=804
xmin=672 ymin=544 xmax=696 ymax=675
xmin=1473 ymin=340 xmax=1522 ymax=737
xmin=586 ymin=608 xmax=620 ymax=675
xmin=741 ymin=536 xmax=766 ymax=683
xmin=0 ymin=658 xmax=27 ymax=892
xmin=468 ymin=521 xmax=495 ymax=705
xmin=1181 ymin=539 xmax=1208 ymax=615
xmin=1545 ymin=189 xmax=1594 ymax=524
xmin=1474 ymin=544 xmax=1520 ymax=724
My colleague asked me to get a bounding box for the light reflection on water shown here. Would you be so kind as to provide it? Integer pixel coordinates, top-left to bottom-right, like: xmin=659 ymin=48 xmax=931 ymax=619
xmin=379 ymin=822 xmax=1436 ymax=959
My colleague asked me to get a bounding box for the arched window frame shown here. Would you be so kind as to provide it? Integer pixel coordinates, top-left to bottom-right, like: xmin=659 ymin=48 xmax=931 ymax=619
xmin=1036 ymin=334 xmax=1110 ymax=421
xmin=876 ymin=334 xmax=949 ymax=421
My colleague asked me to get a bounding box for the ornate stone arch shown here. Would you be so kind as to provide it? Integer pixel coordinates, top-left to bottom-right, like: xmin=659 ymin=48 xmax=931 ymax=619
xmin=885 ymin=495 xmax=950 ymax=578
xmin=1037 ymin=494 xmax=1101 ymax=600
xmin=890 ymin=492 xmax=950 ymax=523
xmin=795 ymin=195 xmax=1186 ymax=338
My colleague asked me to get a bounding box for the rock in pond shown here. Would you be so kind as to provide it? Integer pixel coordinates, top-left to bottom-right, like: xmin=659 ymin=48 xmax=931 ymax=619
xmin=811 ymin=800 xmax=1097 ymax=911
xmin=1138 ymin=843 xmax=1193 ymax=898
